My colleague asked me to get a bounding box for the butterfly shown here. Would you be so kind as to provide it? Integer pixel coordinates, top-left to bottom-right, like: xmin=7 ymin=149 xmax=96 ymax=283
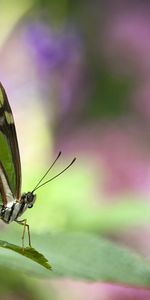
xmin=0 ymin=82 xmax=76 ymax=248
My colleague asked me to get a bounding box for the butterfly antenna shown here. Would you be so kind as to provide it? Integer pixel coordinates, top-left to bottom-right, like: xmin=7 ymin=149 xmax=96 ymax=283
xmin=32 ymin=151 xmax=62 ymax=193
xmin=33 ymin=157 xmax=76 ymax=192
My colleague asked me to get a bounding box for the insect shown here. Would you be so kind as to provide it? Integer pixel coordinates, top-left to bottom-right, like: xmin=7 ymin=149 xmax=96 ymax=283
xmin=0 ymin=82 xmax=76 ymax=248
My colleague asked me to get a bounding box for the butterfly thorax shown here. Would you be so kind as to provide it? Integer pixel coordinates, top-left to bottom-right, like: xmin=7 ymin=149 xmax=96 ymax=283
xmin=0 ymin=192 xmax=36 ymax=224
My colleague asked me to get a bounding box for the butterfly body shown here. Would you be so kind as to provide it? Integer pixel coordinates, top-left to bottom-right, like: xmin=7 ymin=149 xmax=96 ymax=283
xmin=0 ymin=192 xmax=36 ymax=224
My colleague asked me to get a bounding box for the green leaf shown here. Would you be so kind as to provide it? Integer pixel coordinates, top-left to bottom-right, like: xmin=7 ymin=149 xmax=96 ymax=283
xmin=0 ymin=267 xmax=51 ymax=300
xmin=0 ymin=240 xmax=51 ymax=271
xmin=1 ymin=230 xmax=150 ymax=288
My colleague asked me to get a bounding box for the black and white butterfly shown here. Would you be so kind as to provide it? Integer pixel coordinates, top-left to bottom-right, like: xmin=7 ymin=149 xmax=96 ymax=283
xmin=0 ymin=83 xmax=76 ymax=248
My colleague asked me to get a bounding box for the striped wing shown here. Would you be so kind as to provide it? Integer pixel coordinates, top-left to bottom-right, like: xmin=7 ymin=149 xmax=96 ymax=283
xmin=0 ymin=83 xmax=21 ymax=205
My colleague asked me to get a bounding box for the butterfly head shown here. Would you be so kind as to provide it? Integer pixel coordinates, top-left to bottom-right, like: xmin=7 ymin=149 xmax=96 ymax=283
xmin=21 ymin=192 xmax=36 ymax=208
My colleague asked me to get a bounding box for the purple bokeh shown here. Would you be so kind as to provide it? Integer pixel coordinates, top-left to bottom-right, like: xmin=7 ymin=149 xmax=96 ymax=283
xmin=24 ymin=22 xmax=85 ymax=116
xmin=25 ymin=23 xmax=82 ymax=71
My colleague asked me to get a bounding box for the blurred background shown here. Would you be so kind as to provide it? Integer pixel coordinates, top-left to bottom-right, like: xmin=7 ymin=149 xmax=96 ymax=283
xmin=1 ymin=0 xmax=150 ymax=299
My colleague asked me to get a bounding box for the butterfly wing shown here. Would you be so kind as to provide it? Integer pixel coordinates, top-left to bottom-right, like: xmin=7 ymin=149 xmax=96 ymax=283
xmin=0 ymin=83 xmax=21 ymax=205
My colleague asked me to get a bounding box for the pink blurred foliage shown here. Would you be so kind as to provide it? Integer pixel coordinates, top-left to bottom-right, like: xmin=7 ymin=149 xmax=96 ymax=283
xmin=57 ymin=122 xmax=150 ymax=198
xmin=102 ymin=6 xmax=150 ymax=122
xmin=49 ymin=4 xmax=150 ymax=202
xmin=53 ymin=4 xmax=150 ymax=199
xmin=51 ymin=279 xmax=150 ymax=300
xmin=102 ymin=8 xmax=150 ymax=76
xmin=99 ymin=126 xmax=150 ymax=196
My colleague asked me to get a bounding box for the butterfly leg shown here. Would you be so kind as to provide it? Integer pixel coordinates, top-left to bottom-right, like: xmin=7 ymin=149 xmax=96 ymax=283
xmin=16 ymin=219 xmax=32 ymax=248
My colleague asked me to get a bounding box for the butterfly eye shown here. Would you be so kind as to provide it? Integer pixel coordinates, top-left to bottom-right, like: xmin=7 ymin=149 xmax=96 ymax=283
xmin=26 ymin=192 xmax=34 ymax=203
xmin=28 ymin=204 xmax=33 ymax=208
